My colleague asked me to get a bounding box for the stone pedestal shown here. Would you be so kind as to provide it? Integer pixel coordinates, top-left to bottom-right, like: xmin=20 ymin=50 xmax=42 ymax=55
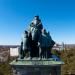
xmin=10 ymin=59 xmax=64 ymax=75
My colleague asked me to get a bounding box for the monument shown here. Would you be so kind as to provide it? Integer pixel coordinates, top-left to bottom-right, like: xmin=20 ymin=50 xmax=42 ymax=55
xmin=10 ymin=16 xmax=64 ymax=75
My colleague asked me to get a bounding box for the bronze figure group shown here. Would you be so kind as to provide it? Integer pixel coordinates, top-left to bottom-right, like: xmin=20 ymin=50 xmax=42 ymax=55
xmin=19 ymin=16 xmax=55 ymax=59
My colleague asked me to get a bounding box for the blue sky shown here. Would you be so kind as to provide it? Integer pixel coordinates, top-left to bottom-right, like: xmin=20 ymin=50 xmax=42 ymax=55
xmin=0 ymin=0 xmax=75 ymax=45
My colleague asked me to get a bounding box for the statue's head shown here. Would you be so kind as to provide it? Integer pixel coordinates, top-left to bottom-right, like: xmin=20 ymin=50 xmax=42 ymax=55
xmin=24 ymin=30 xmax=28 ymax=34
xmin=24 ymin=30 xmax=28 ymax=38
xmin=42 ymin=28 xmax=47 ymax=34
xmin=34 ymin=16 xmax=39 ymax=20
xmin=32 ymin=16 xmax=41 ymax=25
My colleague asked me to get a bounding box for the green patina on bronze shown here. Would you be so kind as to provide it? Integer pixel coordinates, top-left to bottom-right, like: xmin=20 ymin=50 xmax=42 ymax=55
xmin=10 ymin=60 xmax=64 ymax=66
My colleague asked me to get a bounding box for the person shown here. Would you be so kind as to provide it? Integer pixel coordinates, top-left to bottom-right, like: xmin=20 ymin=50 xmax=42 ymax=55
xmin=38 ymin=28 xmax=48 ymax=59
xmin=38 ymin=29 xmax=55 ymax=59
xmin=28 ymin=16 xmax=43 ymax=57
xmin=21 ymin=30 xmax=30 ymax=58
xmin=19 ymin=41 xmax=24 ymax=59
xmin=47 ymin=31 xmax=55 ymax=58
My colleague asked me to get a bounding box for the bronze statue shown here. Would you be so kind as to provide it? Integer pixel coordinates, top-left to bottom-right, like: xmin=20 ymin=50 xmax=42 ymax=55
xmin=19 ymin=16 xmax=55 ymax=59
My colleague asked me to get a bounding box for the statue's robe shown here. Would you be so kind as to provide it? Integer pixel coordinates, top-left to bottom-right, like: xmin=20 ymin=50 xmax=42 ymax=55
xmin=38 ymin=33 xmax=55 ymax=58
xmin=38 ymin=33 xmax=49 ymax=58
xmin=47 ymin=33 xmax=55 ymax=58
xmin=21 ymin=31 xmax=30 ymax=58
xmin=28 ymin=22 xmax=43 ymax=57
